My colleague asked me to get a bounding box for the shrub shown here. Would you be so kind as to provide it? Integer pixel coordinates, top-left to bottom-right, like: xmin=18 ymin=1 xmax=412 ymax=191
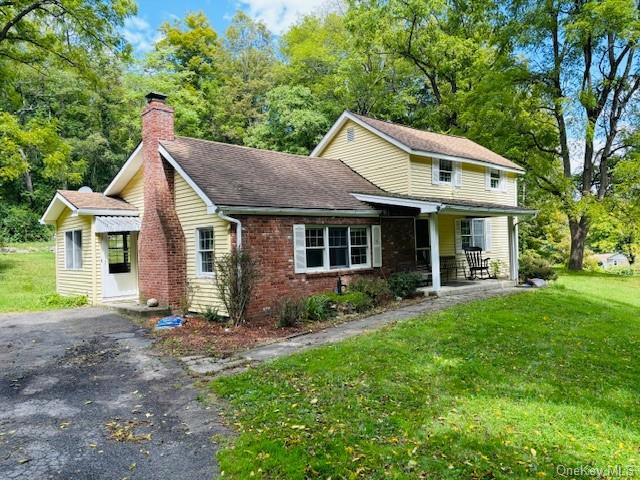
xmin=489 ymin=259 xmax=505 ymax=278
xmin=42 ymin=293 xmax=87 ymax=308
xmin=203 ymin=306 xmax=223 ymax=323
xmin=0 ymin=204 xmax=52 ymax=243
xmin=276 ymin=297 xmax=305 ymax=328
xmin=323 ymin=291 xmax=373 ymax=314
xmin=607 ymin=266 xmax=635 ymax=276
xmin=215 ymin=249 xmax=258 ymax=326
xmin=348 ymin=277 xmax=393 ymax=306
xmin=519 ymin=251 xmax=558 ymax=281
xmin=388 ymin=272 xmax=423 ymax=298
xmin=304 ymin=294 xmax=333 ymax=321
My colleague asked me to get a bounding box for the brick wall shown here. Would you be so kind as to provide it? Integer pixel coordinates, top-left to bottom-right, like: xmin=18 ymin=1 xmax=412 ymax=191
xmin=238 ymin=215 xmax=415 ymax=321
xmin=380 ymin=217 xmax=416 ymax=275
xmin=138 ymin=97 xmax=187 ymax=307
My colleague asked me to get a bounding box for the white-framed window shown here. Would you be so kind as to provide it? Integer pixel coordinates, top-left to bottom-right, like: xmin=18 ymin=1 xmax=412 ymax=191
xmin=64 ymin=230 xmax=82 ymax=269
xmin=486 ymin=168 xmax=502 ymax=190
xmin=459 ymin=219 xmax=487 ymax=250
xmin=196 ymin=227 xmax=215 ymax=276
xmin=439 ymin=159 xmax=453 ymax=183
xmin=298 ymin=225 xmax=372 ymax=273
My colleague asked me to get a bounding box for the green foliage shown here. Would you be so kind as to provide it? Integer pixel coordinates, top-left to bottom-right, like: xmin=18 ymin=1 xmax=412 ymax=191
xmin=203 ymin=306 xmax=223 ymax=323
xmin=323 ymin=291 xmax=373 ymax=313
xmin=276 ymin=297 xmax=305 ymax=328
xmin=42 ymin=293 xmax=88 ymax=308
xmin=0 ymin=204 xmax=51 ymax=243
xmin=303 ymin=294 xmax=333 ymax=322
xmin=388 ymin=272 xmax=422 ymax=298
xmin=212 ymin=273 xmax=640 ymax=478
xmin=348 ymin=277 xmax=393 ymax=306
xmin=519 ymin=251 xmax=558 ymax=281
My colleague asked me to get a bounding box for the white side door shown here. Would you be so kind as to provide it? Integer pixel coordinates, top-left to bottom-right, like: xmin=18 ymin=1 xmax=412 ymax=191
xmin=102 ymin=232 xmax=138 ymax=299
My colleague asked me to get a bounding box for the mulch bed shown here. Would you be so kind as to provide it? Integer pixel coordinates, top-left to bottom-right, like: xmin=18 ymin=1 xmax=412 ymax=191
xmin=148 ymin=295 xmax=428 ymax=359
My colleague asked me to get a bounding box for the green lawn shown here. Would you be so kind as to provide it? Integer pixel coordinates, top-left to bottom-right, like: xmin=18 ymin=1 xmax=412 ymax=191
xmin=0 ymin=242 xmax=85 ymax=312
xmin=212 ymin=273 xmax=640 ymax=479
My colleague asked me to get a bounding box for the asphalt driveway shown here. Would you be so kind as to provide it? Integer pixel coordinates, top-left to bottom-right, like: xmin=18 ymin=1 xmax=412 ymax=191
xmin=0 ymin=307 xmax=226 ymax=479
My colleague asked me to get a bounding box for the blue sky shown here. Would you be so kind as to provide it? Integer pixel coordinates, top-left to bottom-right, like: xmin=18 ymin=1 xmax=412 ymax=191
xmin=124 ymin=0 xmax=329 ymax=55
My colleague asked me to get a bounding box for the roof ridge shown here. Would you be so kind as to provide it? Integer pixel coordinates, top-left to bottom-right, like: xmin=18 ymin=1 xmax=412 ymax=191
xmin=169 ymin=136 xmax=345 ymax=164
xmin=350 ymin=111 xmax=470 ymax=141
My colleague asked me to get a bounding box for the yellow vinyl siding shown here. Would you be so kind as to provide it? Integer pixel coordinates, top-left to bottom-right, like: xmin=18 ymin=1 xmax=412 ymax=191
xmin=409 ymin=156 xmax=517 ymax=206
xmin=437 ymin=214 xmax=510 ymax=278
xmin=320 ymin=120 xmax=410 ymax=193
xmin=120 ymin=167 xmax=144 ymax=219
xmin=174 ymin=174 xmax=230 ymax=314
xmin=55 ymin=209 xmax=98 ymax=302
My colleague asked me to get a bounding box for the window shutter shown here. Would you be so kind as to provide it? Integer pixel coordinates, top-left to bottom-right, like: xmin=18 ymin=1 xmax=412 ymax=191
xmin=484 ymin=219 xmax=492 ymax=251
xmin=455 ymin=219 xmax=463 ymax=253
xmin=500 ymin=172 xmax=508 ymax=192
xmin=371 ymin=224 xmax=382 ymax=267
xmin=65 ymin=231 xmax=73 ymax=269
xmin=453 ymin=162 xmax=462 ymax=187
xmin=485 ymin=167 xmax=491 ymax=190
xmin=431 ymin=158 xmax=439 ymax=185
xmin=293 ymin=224 xmax=306 ymax=273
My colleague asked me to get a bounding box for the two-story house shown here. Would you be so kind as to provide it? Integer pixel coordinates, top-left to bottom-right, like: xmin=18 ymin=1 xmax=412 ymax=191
xmin=41 ymin=93 xmax=535 ymax=319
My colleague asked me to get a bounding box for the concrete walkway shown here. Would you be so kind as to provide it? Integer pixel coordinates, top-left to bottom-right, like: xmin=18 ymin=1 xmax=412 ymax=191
xmin=182 ymin=286 xmax=526 ymax=375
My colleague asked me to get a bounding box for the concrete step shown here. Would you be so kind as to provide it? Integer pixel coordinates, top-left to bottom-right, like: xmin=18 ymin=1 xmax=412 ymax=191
xmin=419 ymin=280 xmax=517 ymax=297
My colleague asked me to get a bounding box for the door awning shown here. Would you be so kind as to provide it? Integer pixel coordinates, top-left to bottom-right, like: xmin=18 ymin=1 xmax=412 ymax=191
xmin=95 ymin=216 xmax=141 ymax=233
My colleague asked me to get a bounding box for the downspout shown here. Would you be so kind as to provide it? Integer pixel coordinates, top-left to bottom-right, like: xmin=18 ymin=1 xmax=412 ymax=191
xmin=217 ymin=209 xmax=242 ymax=249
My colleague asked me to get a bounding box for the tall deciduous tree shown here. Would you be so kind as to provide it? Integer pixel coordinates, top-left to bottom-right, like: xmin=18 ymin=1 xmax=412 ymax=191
xmin=508 ymin=0 xmax=640 ymax=270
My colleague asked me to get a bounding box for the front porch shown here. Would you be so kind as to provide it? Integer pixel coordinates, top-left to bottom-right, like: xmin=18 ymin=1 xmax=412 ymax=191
xmin=418 ymin=278 xmax=517 ymax=297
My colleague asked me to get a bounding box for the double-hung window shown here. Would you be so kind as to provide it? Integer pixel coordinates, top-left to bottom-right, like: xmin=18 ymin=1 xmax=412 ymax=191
xmin=65 ymin=230 xmax=82 ymax=269
xmin=196 ymin=227 xmax=215 ymax=276
xmin=489 ymin=168 xmax=502 ymax=189
xmin=303 ymin=226 xmax=371 ymax=272
xmin=460 ymin=219 xmax=486 ymax=250
xmin=439 ymin=159 xmax=453 ymax=183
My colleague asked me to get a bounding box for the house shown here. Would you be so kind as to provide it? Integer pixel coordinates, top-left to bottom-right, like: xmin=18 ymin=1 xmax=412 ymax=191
xmin=594 ymin=252 xmax=630 ymax=269
xmin=41 ymin=93 xmax=535 ymax=319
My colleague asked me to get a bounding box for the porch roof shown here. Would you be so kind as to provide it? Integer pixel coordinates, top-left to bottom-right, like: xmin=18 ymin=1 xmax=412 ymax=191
xmin=351 ymin=192 xmax=537 ymax=216
xmin=40 ymin=190 xmax=138 ymax=225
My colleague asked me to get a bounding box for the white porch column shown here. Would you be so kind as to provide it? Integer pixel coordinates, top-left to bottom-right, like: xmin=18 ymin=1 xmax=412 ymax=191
xmin=429 ymin=213 xmax=441 ymax=292
xmin=508 ymin=216 xmax=519 ymax=281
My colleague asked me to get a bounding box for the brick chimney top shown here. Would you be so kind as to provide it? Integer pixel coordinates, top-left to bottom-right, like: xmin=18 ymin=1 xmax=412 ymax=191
xmin=145 ymin=91 xmax=168 ymax=104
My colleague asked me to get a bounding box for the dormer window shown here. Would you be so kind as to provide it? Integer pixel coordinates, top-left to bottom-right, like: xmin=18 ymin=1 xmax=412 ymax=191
xmin=438 ymin=159 xmax=453 ymax=183
xmin=346 ymin=127 xmax=355 ymax=143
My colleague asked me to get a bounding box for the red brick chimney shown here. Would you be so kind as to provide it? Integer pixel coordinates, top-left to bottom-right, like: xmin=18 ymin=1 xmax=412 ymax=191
xmin=138 ymin=92 xmax=186 ymax=307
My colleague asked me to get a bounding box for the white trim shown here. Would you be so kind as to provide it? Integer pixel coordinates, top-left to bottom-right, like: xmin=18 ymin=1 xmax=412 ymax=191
xmin=439 ymin=204 xmax=535 ymax=217
xmin=158 ymin=144 xmax=216 ymax=211
xmin=350 ymin=193 xmax=440 ymax=213
xmin=76 ymin=208 xmax=138 ymax=217
xmin=64 ymin=229 xmax=83 ymax=270
xmin=40 ymin=192 xmax=78 ymax=224
xmin=104 ymin=142 xmax=143 ymax=196
xmin=429 ymin=214 xmax=440 ymax=292
xmin=311 ymin=111 xmax=525 ymax=175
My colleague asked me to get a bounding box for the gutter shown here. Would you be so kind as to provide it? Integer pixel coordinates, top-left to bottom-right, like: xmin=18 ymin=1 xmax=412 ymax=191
xmin=217 ymin=209 xmax=242 ymax=249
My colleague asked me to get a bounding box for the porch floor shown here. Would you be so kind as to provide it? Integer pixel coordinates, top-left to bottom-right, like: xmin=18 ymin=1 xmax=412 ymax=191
xmin=419 ymin=279 xmax=517 ymax=297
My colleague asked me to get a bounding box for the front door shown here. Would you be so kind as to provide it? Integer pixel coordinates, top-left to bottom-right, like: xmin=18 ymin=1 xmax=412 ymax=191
xmin=102 ymin=232 xmax=138 ymax=299
xmin=415 ymin=219 xmax=431 ymax=269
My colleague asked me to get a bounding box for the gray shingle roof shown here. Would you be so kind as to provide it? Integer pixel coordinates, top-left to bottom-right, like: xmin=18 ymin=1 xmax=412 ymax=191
xmin=59 ymin=190 xmax=136 ymax=211
xmin=350 ymin=113 xmax=524 ymax=171
xmin=160 ymin=137 xmax=384 ymax=211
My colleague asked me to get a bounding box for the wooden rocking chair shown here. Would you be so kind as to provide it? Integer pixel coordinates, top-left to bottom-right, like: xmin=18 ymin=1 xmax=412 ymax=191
xmin=463 ymin=247 xmax=495 ymax=280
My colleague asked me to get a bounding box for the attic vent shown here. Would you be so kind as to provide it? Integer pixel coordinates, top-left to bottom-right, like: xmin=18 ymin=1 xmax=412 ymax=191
xmin=346 ymin=127 xmax=355 ymax=143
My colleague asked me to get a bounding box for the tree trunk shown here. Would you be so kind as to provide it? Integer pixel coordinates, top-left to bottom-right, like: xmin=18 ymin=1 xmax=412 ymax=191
xmin=568 ymin=216 xmax=589 ymax=270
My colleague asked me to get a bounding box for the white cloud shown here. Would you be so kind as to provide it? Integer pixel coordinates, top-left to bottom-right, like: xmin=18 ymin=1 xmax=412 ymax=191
xmin=123 ymin=16 xmax=162 ymax=55
xmin=236 ymin=0 xmax=328 ymax=34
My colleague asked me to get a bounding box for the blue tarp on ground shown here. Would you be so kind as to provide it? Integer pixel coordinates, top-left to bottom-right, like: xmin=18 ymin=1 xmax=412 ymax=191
xmin=155 ymin=315 xmax=184 ymax=330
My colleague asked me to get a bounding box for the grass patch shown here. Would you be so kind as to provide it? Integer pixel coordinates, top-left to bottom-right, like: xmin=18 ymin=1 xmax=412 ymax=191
xmin=211 ymin=273 xmax=640 ymax=479
xmin=0 ymin=242 xmax=85 ymax=313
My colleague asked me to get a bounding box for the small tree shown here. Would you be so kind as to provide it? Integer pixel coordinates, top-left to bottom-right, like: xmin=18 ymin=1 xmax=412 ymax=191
xmin=215 ymin=249 xmax=258 ymax=326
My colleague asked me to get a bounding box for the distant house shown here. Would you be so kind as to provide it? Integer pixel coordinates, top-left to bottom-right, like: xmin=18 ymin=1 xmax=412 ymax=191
xmin=41 ymin=93 xmax=535 ymax=320
xmin=594 ymin=253 xmax=630 ymax=269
